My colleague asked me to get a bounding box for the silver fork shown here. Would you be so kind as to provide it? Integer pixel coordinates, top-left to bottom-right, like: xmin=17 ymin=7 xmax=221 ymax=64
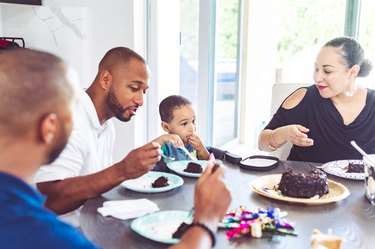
xmin=177 ymin=147 xmax=195 ymax=160
xmin=185 ymin=207 xmax=194 ymax=224
xmin=161 ymin=154 xmax=175 ymax=163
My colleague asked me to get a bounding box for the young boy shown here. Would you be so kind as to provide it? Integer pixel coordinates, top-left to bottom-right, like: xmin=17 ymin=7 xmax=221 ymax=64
xmin=156 ymin=95 xmax=210 ymax=160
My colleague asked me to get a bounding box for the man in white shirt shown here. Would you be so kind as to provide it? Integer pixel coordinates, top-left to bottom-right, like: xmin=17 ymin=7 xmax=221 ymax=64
xmin=34 ymin=47 xmax=181 ymax=226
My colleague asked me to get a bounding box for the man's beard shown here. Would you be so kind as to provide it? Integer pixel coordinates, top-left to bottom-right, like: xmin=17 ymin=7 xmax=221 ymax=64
xmin=106 ymin=89 xmax=133 ymax=122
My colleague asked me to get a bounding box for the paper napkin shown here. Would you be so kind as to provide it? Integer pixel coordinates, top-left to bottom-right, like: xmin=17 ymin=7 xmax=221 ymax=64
xmin=97 ymin=198 xmax=159 ymax=220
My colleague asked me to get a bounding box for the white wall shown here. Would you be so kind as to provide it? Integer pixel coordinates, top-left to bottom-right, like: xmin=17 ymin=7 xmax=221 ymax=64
xmin=0 ymin=3 xmax=86 ymax=83
xmin=0 ymin=7 xmax=3 ymax=34
xmin=1 ymin=0 xmax=148 ymax=163
xmin=146 ymin=0 xmax=180 ymax=141
xmin=241 ymin=0 xmax=278 ymax=147
xmin=43 ymin=0 xmax=86 ymax=7
xmin=84 ymin=0 xmax=147 ymax=163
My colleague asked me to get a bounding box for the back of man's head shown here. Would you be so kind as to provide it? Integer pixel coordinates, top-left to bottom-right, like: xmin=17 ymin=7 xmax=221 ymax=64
xmin=0 ymin=49 xmax=75 ymax=137
xmin=98 ymin=47 xmax=146 ymax=71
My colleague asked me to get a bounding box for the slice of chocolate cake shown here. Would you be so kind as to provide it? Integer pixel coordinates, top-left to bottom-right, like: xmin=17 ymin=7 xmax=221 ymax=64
xmin=184 ymin=162 xmax=203 ymax=173
xmin=346 ymin=162 xmax=364 ymax=173
xmin=151 ymin=176 xmax=169 ymax=188
xmin=278 ymin=169 xmax=329 ymax=198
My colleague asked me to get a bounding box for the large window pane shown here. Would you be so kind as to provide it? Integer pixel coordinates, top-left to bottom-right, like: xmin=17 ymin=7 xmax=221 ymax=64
xmin=214 ymin=0 xmax=240 ymax=146
xmin=180 ymin=0 xmax=241 ymax=147
xmin=180 ymin=0 xmax=199 ymax=106
xmin=276 ymin=0 xmax=346 ymax=83
xmin=357 ymin=0 xmax=375 ymax=89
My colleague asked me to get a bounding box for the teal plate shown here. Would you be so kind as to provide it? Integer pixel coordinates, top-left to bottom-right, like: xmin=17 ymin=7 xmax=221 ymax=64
xmin=166 ymin=160 xmax=208 ymax=177
xmin=131 ymin=210 xmax=191 ymax=244
xmin=121 ymin=171 xmax=184 ymax=193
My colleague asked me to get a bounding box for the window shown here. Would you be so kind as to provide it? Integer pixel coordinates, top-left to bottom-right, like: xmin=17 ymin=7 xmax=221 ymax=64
xmin=147 ymin=0 xmax=374 ymax=152
xmin=213 ymin=0 xmax=241 ymax=146
xmin=243 ymin=0 xmax=371 ymax=151
xmin=179 ymin=0 xmax=199 ymax=105
xmin=357 ymin=0 xmax=375 ymax=88
xmin=179 ymin=0 xmax=241 ymax=147
xmin=275 ymin=0 xmax=346 ymax=84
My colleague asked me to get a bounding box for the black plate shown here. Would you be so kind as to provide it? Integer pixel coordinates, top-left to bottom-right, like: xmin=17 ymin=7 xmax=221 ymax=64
xmin=224 ymin=152 xmax=242 ymax=165
xmin=239 ymin=155 xmax=279 ymax=171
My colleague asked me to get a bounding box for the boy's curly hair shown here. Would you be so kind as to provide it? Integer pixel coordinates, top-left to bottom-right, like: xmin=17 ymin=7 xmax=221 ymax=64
xmin=159 ymin=95 xmax=192 ymax=122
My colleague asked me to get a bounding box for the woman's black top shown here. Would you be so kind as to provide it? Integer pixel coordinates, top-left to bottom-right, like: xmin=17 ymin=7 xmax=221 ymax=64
xmin=265 ymin=85 xmax=375 ymax=163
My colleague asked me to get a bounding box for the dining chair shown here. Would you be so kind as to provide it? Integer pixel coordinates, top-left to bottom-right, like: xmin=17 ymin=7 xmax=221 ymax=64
xmin=268 ymin=82 xmax=311 ymax=160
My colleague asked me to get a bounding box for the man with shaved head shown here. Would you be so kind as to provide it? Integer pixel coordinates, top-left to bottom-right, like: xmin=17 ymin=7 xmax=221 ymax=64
xmin=0 ymin=49 xmax=98 ymax=248
xmin=34 ymin=47 xmax=171 ymax=226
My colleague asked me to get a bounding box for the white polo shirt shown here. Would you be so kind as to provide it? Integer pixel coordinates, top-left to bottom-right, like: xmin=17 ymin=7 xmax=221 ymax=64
xmin=34 ymin=90 xmax=115 ymax=226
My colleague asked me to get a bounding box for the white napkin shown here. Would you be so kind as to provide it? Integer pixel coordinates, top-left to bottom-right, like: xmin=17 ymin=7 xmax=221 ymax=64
xmin=97 ymin=198 xmax=159 ymax=220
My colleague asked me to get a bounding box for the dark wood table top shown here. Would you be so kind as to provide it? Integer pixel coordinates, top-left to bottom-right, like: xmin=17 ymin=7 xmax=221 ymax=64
xmin=80 ymin=161 xmax=375 ymax=249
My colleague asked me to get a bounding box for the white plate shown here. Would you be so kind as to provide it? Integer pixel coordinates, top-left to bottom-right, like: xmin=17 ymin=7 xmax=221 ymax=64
xmin=166 ymin=160 xmax=208 ymax=177
xmin=251 ymin=174 xmax=350 ymax=205
xmin=239 ymin=155 xmax=279 ymax=171
xmin=131 ymin=210 xmax=191 ymax=244
xmin=320 ymin=159 xmax=365 ymax=180
xmin=121 ymin=171 xmax=184 ymax=193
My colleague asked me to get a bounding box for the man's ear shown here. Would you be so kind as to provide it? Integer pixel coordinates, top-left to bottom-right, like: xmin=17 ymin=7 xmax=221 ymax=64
xmin=40 ymin=113 xmax=57 ymax=144
xmin=161 ymin=121 xmax=170 ymax=133
xmin=99 ymin=70 xmax=112 ymax=91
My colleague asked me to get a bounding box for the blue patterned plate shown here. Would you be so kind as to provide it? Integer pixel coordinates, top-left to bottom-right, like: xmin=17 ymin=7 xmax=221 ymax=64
xmin=131 ymin=210 xmax=191 ymax=244
xmin=320 ymin=159 xmax=365 ymax=180
xmin=166 ymin=160 xmax=208 ymax=177
xmin=121 ymin=171 xmax=184 ymax=193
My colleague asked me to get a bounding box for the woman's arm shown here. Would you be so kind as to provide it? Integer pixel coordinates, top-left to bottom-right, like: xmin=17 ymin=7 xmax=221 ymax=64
xmin=258 ymin=88 xmax=313 ymax=151
xmin=259 ymin=125 xmax=314 ymax=152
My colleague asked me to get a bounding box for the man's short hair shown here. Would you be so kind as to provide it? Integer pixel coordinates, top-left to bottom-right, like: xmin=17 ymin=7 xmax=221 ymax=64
xmin=159 ymin=95 xmax=192 ymax=123
xmin=0 ymin=48 xmax=73 ymax=136
xmin=98 ymin=47 xmax=146 ymax=71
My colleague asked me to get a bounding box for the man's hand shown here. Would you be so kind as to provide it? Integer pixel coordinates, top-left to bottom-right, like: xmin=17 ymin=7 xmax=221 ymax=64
xmin=116 ymin=142 xmax=161 ymax=180
xmin=193 ymin=157 xmax=231 ymax=231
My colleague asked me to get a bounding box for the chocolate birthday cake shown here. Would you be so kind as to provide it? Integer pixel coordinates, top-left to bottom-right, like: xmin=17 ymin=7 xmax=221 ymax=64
xmin=278 ymin=169 xmax=329 ymax=198
xmin=151 ymin=176 xmax=169 ymax=188
xmin=184 ymin=162 xmax=203 ymax=173
xmin=346 ymin=162 xmax=364 ymax=173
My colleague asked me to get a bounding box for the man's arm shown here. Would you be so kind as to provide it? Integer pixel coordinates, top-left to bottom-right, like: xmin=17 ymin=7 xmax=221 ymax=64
xmin=169 ymin=159 xmax=231 ymax=249
xmin=37 ymin=142 xmax=161 ymax=214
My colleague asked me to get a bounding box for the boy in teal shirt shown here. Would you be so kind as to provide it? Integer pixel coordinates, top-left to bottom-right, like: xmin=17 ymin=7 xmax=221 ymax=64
xmin=156 ymin=95 xmax=210 ymax=161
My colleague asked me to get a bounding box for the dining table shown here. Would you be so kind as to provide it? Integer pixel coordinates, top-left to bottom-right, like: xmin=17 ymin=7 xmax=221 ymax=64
xmin=80 ymin=160 xmax=375 ymax=249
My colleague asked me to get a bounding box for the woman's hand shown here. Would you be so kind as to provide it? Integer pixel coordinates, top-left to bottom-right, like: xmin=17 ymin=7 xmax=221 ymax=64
xmin=259 ymin=125 xmax=314 ymax=152
xmin=284 ymin=124 xmax=314 ymax=147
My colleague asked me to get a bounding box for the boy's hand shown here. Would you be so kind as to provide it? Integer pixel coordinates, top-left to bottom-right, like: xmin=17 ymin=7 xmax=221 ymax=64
xmin=187 ymin=134 xmax=210 ymax=160
xmin=187 ymin=133 xmax=205 ymax=151
xmin=152 ymin=134 xmax=184 ymax=148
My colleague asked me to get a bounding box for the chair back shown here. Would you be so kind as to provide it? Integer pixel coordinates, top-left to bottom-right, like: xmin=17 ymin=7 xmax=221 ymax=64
xmin=269 ymin=83 xmax=311 ymax=160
